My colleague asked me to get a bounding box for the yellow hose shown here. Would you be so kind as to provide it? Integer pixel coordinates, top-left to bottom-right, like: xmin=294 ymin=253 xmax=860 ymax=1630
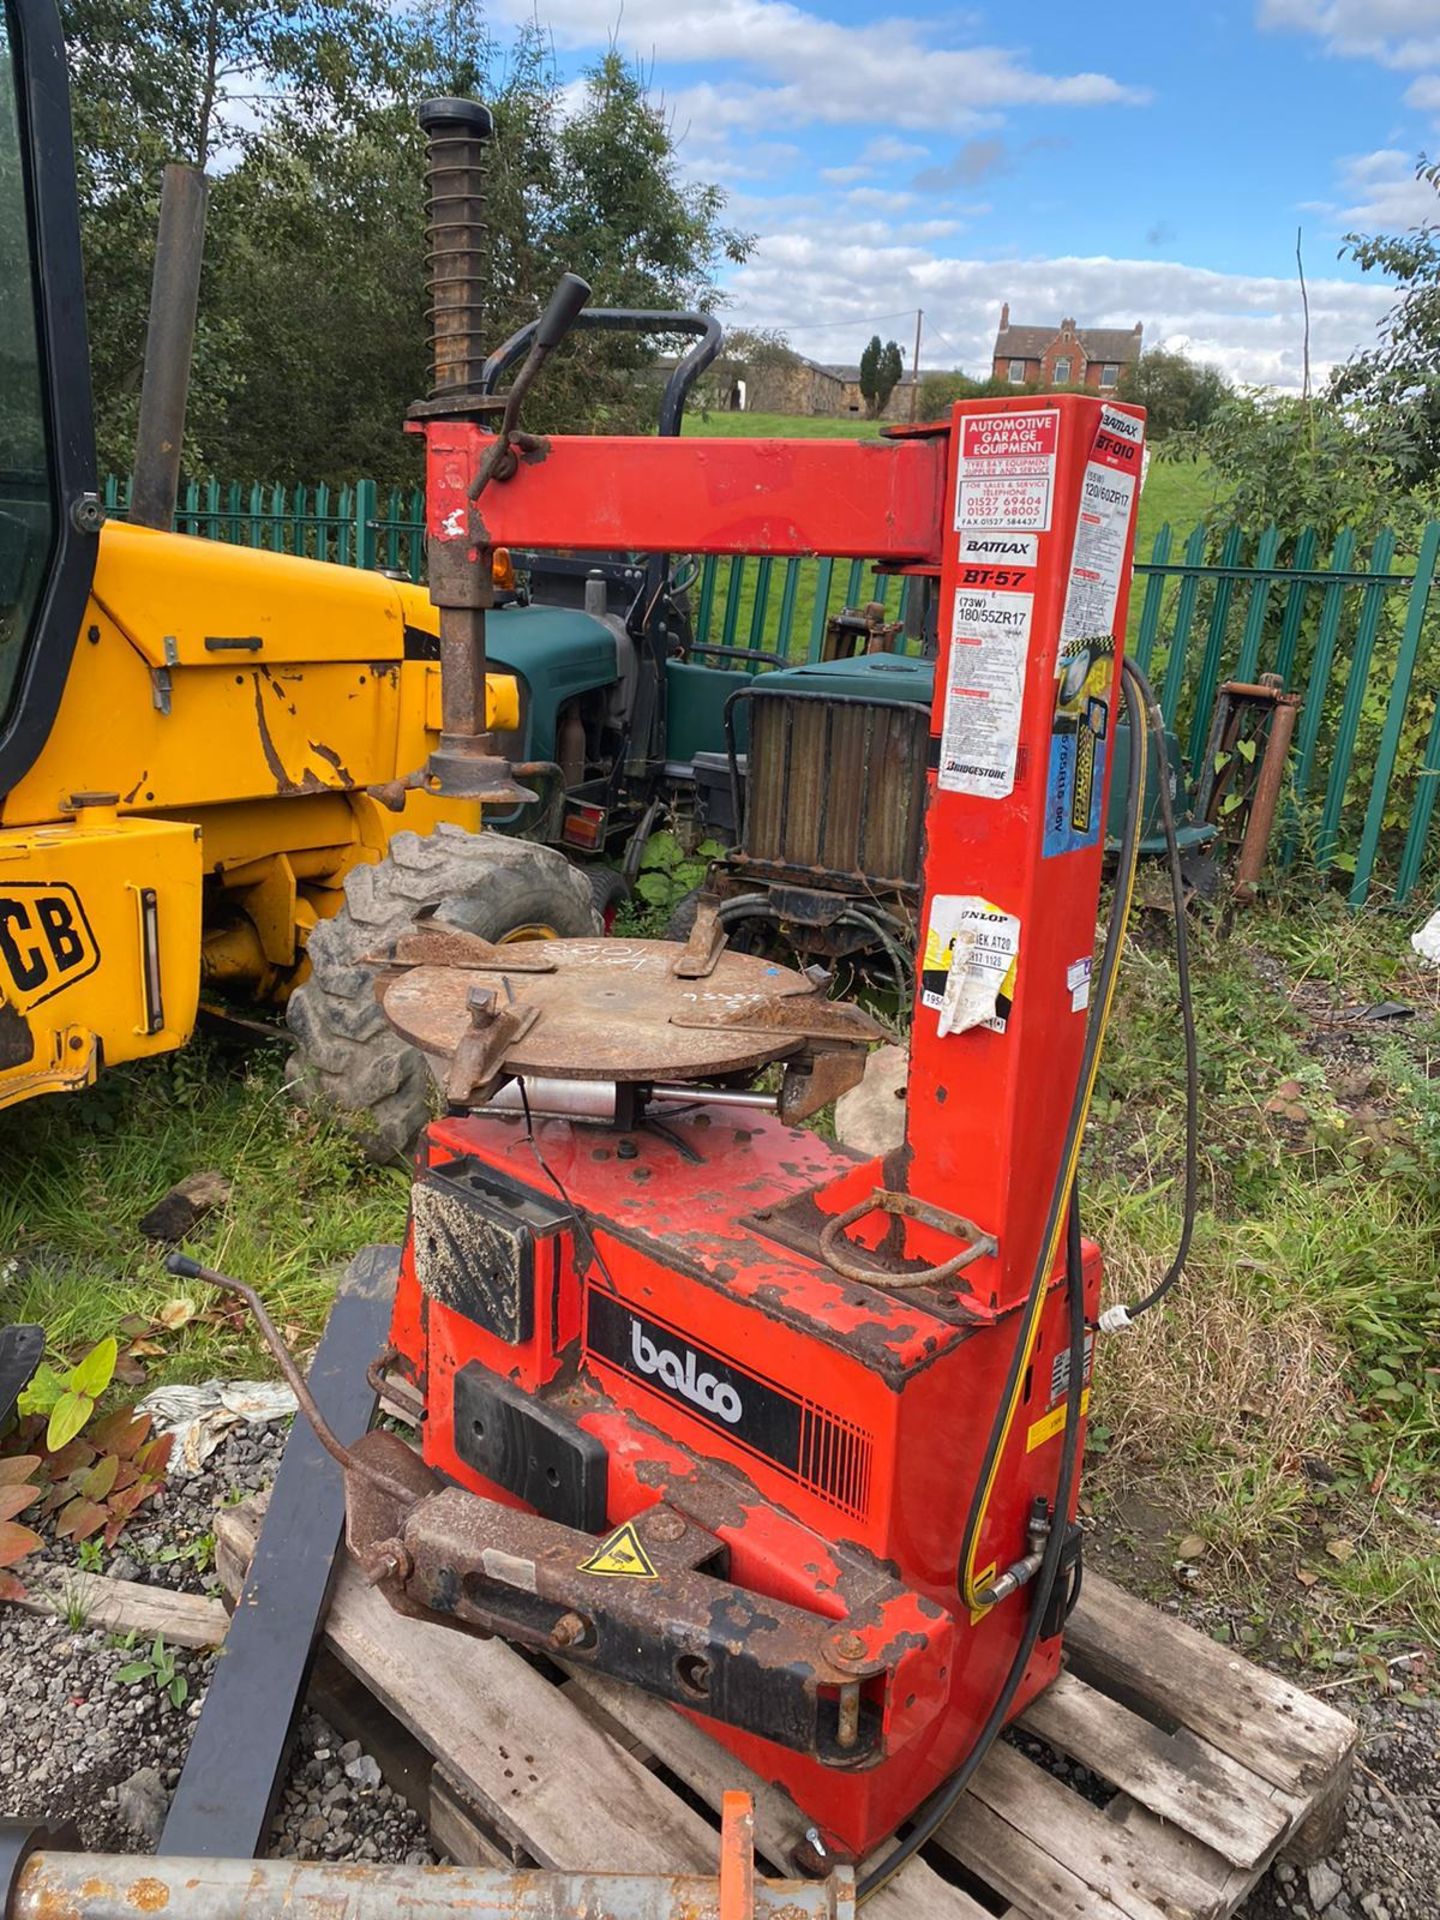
xmin=960 ymin=685 xmax=1149 ymax=1613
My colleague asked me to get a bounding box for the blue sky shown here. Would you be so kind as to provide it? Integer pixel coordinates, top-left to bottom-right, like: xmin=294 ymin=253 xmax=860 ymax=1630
xmin=489 ymin=0 xmax=1440 ymax=387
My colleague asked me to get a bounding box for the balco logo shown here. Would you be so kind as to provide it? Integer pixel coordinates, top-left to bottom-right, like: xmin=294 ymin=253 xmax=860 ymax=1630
xmin=630 ymin=1320 xmax=743 ymax=1424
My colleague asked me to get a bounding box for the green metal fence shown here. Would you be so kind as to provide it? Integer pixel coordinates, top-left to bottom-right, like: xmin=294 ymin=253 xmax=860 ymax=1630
xmin=684 ymin=525 xmax=1440 ymax=911
xmin=101 ymin=474 xmax=428 ymax=580
xmin=105 ymin=474 xmax=1440 ymax=907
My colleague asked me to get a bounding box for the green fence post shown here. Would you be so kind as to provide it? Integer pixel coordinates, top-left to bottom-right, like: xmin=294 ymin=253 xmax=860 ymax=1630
xmin=1282 ymin=528 xmax=1356 ymax=867
xmin=204 ymin=478 xmax=219 ymax=541
xmin=777 ymin=560 xmax=801 ymax=659
xmin=807 ymin=558 xmax=836 ymax=660
xmin=1317 ymin=528 xmax=1398 ymax=870
xmin=354 ymin=478 xmax=378 ymax=571
xmin=1133 ymin=524 xmax=1172 ymax=675
xmin=695 ymin=556 xmax=718 ymax=643
xmin=181 ymin=480 xmax=199 ymax=535
xmin=1395 ymin=546 xmax=1440 ymax=904
xmin=1272 ymin=526 xmax=1318 ymax=686
xmin=1186 ymin=524 xmax=1245 ymax=762
xmin=1348 ymin=521 xmax=1440 ymax=905
xmin=749 ymin=555 xmax=773 ymax=657
xmin=1159 ymin=524 xmax=1209 ymax=727
xmin=1233 ymin=523 xmax=1281 ymax=682
xmin=721 ymin=557 xmax=746 ymax=651
xmin=409 ymin=487 xmax=425 ymax=582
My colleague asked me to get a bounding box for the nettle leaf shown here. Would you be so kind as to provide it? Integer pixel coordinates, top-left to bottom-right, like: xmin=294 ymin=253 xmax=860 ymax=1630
xmin=17 ymin=1363 xmax=64 ymax=1417
xmin=82 ymin=1455 xmax=120 ymax=1503
xmin=46 ymin=1392 xmax=95 ymax=1455
xmin=55 ymin=1498 xmax=109 ymax=1543
xmin=0 ymin=1484 xmax=40 ymax=1524
xmin=0 ymin=1520 xmax=43 ymax=1569
xmin=635 ymin=872 xmax=673 ymax=905
xmin=68 ymin=1337 xmax=118 ymax=1401
xmin=639 ymin=829 xmax=684 ymax=872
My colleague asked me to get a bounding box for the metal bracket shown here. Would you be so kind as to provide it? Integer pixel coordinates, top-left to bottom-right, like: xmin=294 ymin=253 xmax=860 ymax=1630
xmin=669 ymin=893 xmax=728 ymax=979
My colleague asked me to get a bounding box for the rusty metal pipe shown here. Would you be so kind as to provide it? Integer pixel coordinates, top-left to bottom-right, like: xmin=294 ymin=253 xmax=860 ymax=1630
xmin=9 ymin=1851 xmax=854 ymax=1920
xmin=129 ymin=164 xmax=207 ymax=530
xmin=1233 ymin=693 xmax=1301 ymax=901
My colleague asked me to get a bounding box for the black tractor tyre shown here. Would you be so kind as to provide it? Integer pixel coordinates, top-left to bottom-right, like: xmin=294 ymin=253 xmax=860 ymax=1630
xmin=286 ymin=825 xmax=600 ymax=1160
xmin=587 ymin=866 xmax=630 ymax=930
xmin=662 ymin=886 xmax=702 ymax=943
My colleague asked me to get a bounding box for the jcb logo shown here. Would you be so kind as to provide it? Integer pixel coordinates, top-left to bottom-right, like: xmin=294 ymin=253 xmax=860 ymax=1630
xmin=0 ymin=884 xmax=100 ymax=1010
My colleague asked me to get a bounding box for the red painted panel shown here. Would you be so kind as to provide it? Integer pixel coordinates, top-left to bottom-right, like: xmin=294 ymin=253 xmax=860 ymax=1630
xmin=425 ymin=424 xmax=948 ymax=561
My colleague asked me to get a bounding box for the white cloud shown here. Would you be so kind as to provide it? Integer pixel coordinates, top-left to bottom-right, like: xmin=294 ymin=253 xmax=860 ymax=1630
xmin=1403 ymin=71 xmax=1440 ymax=107
xmin=859 ymin=134 xmax=930 ymax=166
xmin=496 ymin=0 xmax=1148 ymax=132
xmin=722 ymin=235 xmax=1394 ymax=388
xmin=1259 ymin=0 xmax=1440 ymax=69
xmin=847 ymin=185 xmax=917 ymax=211
xmin=1326 ymin=145 xmax=1440 ymax=221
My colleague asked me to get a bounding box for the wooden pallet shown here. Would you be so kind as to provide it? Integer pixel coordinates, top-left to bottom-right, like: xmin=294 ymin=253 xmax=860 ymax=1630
xmin=212 ymin=1498 xmax=1356 ymax=1920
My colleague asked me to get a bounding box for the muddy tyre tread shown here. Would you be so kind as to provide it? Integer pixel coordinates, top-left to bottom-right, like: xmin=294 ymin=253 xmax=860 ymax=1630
xmin=286 ymin=826 xmax=598 ymax=1159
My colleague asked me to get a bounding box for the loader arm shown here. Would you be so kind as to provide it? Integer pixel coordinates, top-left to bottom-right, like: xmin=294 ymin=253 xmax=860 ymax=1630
xmin=0 ymin=0 xmax=98 ymax=798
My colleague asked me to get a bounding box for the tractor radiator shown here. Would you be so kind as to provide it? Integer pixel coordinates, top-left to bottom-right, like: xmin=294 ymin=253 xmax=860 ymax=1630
xmin=734 ymin=690 xmax=928 ymax=892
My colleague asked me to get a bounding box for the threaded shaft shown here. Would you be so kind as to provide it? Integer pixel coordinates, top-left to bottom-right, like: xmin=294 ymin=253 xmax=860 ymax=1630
xmin=419 ymin=98 xmax=494 ymax=397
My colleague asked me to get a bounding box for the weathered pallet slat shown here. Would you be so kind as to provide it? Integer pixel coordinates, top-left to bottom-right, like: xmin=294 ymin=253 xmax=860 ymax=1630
xmin=14 ymin=1573 xmax=229 ymax=1650
xmin=1066 ymin=1573 xmax=1356 ymax=1797
xmin=213 ymin=1501 xmax=1356 ymax=1920
xmin=1018 ymin=1667 xmax=1295 ymax=1867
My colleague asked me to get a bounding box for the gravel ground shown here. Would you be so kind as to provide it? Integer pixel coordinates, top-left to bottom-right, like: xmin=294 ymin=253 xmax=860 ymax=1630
xmin=0 ymin=1419 xmax=433 ymax=1865
xmin=1 ymin=1416 xmax=1433 ymax=1910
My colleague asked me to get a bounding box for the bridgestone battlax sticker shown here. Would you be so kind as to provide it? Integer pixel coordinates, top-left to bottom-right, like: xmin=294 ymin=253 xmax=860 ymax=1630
xmin=938 ymin=585 xmax=1033 ymax=798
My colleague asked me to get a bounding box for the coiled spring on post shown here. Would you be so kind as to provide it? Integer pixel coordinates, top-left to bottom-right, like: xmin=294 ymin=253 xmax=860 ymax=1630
xmin=418 ymin=97 xmax=494 ymax=397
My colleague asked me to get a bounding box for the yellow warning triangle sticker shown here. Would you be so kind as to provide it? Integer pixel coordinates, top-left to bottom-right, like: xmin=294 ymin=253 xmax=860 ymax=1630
xmin=578 ymin=1521 xmax=659 ymax=1580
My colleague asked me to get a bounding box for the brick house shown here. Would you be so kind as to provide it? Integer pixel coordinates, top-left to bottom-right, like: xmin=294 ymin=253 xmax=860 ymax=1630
xmin=990 ymin=306 xmax=1143 ymax=392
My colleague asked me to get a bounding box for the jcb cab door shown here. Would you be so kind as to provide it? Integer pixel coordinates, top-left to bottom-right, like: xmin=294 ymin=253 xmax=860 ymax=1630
xmin=0 ymin=0 xmax=98 ymax=800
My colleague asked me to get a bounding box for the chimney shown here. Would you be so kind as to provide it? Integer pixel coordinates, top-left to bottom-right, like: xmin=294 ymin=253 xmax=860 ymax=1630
xmin=1135 ymin=321 xmax=1143 ymax=336
xmin=1000 ymin=301 xmax=1010 ymax=329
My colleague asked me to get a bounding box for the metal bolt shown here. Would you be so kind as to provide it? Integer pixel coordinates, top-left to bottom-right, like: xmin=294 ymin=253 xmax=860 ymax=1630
xmin=467 ymin=985 xmax=497 ymax=1024
xmin=616 ymin=1137 xmax=639 ymax=1160
xmin=645 ymin=1508 xmax=686 ymax=1543
xmin=828 ymin=1629 xmax=868 ymax=1667
xmin=360 ymin=1539 xmax=411 ymax=1587
xmin=549 ymin=1611 xmax=590 ymax=1649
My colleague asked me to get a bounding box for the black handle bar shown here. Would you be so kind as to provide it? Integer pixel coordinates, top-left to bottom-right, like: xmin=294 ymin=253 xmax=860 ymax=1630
xmin=478 ymin=309 xmax=724 ymax=437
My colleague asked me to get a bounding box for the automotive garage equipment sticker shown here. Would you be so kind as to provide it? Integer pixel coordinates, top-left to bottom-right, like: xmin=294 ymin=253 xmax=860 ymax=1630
xmin=922 ymin=897 xmax=1020 ymax=1036
xmin=955 ymin=410 xmax=1058 ymax=533
xmin=938 ymin=585 xmax=1033 ymax=798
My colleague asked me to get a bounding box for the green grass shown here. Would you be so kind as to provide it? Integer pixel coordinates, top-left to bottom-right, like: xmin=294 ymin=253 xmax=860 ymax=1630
xmin=0 ymin=1037 xmax=410 ymax=1381
xmin=675 ymin=412 xmax=1227 ymax=661
xmin=1085 ymin=893 xmax=1440 ymax=1656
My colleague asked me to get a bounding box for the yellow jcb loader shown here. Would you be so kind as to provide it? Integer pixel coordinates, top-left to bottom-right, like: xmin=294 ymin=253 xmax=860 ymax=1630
xmin=0 ymin=0 xmax=598 ymax=1155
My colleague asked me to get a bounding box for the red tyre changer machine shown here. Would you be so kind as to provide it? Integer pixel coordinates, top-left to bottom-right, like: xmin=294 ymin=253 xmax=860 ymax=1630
xmin=340 ymin=291 xmax=1147 ymax=1866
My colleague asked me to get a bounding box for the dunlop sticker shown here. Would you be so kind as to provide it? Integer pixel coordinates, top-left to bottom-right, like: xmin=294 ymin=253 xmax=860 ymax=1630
xmin=578 ymin=1521 xmax=658 ymax=1580
xmin=1025 ymin=1388 xmax=1091 ymax=1453
xmin=921 ymin=897 xmax=1019 ymax=1036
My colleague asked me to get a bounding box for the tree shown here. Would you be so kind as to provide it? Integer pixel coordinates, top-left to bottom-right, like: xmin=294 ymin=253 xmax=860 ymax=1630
xmin=61 ymin=0 xmax=750 ymax=485
xmin=1116 ymin=347 xmax=1228 ymax=440
xmin=1330 ymin=157 xmax=1440 ymax=486
xmin=1182 ymin=390 xmax=1415 ymax=543
xmin=859 ymin=335 xmax=904 ymax=417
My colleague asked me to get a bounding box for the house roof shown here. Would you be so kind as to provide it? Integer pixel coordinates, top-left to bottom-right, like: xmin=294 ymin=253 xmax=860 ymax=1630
xmin=994 ymin=321 xmax=1142 ymax=365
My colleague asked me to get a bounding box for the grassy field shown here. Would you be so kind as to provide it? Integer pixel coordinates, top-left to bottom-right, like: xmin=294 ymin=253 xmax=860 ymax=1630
xmin=2 ymin=892 xmax=1435 ymax=1664
xmin=677 ymin=411 xmax=1225 ymax=657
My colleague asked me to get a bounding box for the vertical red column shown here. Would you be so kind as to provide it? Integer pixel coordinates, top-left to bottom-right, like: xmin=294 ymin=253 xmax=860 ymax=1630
xmin=902 ymin=394 xmax=1146 ymax=1311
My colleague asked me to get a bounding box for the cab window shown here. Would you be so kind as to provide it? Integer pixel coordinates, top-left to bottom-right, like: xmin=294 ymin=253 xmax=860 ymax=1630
xmin=0 ymin=0 xmax=54 ymax=725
